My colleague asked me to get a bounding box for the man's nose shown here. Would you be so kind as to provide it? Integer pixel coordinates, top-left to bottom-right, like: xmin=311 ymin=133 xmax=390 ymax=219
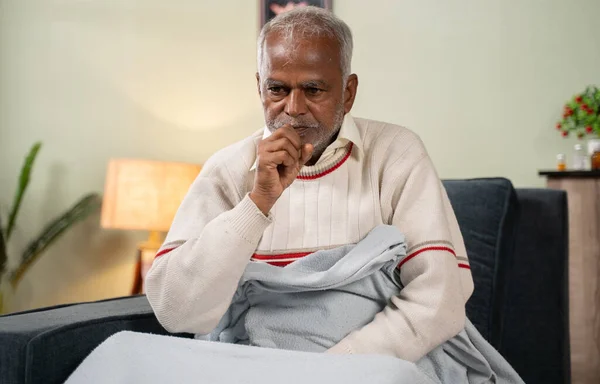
xmin=284 ymin=89 xmax=307 ymax=117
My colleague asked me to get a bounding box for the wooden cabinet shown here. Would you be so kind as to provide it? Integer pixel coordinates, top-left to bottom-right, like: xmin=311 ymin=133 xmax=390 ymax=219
xmin=539 ymin=171 xmax=600 ymax=384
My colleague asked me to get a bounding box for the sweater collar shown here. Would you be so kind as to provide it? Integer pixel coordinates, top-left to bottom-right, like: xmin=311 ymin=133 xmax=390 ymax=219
xmin=250 ymin=114 xmax=362 ymax=171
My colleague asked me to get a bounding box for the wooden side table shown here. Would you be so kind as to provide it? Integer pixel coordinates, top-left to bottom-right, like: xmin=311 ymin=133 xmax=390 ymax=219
xmin=539 ymin=170 xmax=600 ymax=384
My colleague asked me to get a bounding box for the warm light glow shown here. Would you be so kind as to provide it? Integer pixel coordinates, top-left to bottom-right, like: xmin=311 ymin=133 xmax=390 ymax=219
xmin=101 ymin=159 xmax=201 ymax=232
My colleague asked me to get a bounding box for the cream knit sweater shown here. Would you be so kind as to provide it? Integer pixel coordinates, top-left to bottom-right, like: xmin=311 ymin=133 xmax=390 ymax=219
xmin=145 ymin=114 xmax=474 ymax=362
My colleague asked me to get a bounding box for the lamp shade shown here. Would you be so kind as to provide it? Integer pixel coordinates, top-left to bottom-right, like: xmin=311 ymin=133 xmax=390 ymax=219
xmin=101 ymin=159 xmax=201 ymax=232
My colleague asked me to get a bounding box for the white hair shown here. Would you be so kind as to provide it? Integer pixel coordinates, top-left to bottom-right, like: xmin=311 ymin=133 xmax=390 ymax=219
xmin=257 ymin=6 xmax=353 ymax=82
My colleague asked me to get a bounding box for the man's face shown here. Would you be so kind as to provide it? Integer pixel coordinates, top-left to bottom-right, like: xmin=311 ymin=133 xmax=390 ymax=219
xmin=257 ymin=32 xmax=356 ymax=156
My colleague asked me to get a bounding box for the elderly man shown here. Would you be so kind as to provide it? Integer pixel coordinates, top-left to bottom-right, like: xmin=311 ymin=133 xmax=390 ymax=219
xmin=145 ymin=7 xmax=473 ymax=363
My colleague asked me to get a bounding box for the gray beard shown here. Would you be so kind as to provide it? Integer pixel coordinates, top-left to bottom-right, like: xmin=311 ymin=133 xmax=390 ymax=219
xmin=311 ymin=107 xmax=345 ymax=157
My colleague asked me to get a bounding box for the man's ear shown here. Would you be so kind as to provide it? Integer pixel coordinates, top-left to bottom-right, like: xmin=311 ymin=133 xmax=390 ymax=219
xmin=343 ymin=74 xmax=358 ymax=114
xmin=256 ymin=72 xmax=262 ymax=97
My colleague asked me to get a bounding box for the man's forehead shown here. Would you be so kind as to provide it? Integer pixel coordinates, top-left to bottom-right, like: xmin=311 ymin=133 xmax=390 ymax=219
xmin=264 ymin=31 xmax=340 ymax=61
xmin=264 ymin=77 xmax=328 ymax=86
xmin=259 ymin=29 xmax=343 ymax=81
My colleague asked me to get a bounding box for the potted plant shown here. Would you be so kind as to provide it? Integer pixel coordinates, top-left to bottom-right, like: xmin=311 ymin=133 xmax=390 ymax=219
xmin=0 ymin=142 xmax=101 ymax=314
xmin=556 ymin=85 xmax=600 ymax=157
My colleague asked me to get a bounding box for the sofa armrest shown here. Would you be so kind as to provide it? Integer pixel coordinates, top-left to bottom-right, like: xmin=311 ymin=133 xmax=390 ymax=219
xmin=0 ymin=295 xmax=191 ymax=384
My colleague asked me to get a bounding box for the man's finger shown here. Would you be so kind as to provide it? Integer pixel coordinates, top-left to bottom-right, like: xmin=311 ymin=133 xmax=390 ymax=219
xmin=262 ymin=138 xmax=300 ymax=161
xmin=270 ymin=124 xmax=302 ymax=150
xmin=263 ymin=151 xmax=297 ymax=168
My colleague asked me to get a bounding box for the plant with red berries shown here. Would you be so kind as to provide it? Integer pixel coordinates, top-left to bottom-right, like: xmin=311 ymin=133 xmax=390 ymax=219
xmin=556 ymin=85 xmax=600 ymax=139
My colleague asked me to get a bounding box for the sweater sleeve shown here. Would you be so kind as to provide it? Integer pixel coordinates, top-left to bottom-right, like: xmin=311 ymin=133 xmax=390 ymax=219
xmin=144 ymin=159 xmax=272 ymax=335
xmin=327 ymin=153 xmax=474 ymax=361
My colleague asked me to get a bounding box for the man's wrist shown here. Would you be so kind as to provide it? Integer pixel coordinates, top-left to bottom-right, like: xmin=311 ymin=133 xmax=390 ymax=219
xmin=225 ymin=194 xmax=273 ymax=245
xmin=249 ymin=192 xmax=276 ymax=216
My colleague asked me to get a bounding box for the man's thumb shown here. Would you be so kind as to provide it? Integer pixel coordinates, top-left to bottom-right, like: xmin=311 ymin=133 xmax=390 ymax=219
xmin=300 ymin=144 xmax=314 ymax=165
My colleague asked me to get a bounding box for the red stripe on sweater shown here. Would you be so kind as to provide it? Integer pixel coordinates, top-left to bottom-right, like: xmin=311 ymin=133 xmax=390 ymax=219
xmin=155 ymin=247 xmax=177 ymax=259
xmin=251 ymin=252 xmax=312 ymax=260
xmin=396 ymin=246 xmax=457 ymax=269
xmin=266 ymin=260 xmax=294 ymax=267
xmin=458 ymin=263 xmax=471 ymax=270
xmin=297 ymin=143 xmax=353 ymax=180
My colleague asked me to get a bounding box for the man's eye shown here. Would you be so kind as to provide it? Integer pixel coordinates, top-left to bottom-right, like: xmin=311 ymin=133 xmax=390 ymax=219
xmin=268 ymin=87 xmax=285 ymax=94
xmin=306 ymin=87 xmax=323 ymax=96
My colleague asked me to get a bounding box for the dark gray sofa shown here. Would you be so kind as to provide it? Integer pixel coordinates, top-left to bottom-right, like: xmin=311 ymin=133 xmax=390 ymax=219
xmin=0 ymin=178 xmax=570 ymax=384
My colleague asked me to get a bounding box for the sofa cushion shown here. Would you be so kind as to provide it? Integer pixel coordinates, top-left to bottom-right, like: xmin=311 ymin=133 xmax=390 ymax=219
xmin=442 ymin=178 xmax=519 ymax=346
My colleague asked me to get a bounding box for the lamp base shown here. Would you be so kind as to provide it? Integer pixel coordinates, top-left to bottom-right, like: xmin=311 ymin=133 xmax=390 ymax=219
xmin=131 ymin=230 xmax=164 ymax=295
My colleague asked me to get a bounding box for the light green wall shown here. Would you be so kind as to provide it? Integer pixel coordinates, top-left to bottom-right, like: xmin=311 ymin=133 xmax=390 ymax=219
xmin=1 ymin=0 xmax=598 ymax=311
xmin=334 ymin=0 xmax=600 ymax=184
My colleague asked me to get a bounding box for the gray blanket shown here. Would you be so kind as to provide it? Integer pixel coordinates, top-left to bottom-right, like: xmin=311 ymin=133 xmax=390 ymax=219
xmin=200 ymin=224 xmax=407 ymax=351
xmin=65 ymin=331 xmax=432 ymax=384
xmin=66 ymin=225 xmax=523 ymax=384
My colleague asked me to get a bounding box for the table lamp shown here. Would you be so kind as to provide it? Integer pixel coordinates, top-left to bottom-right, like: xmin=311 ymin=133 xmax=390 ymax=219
xmin=101 ymin=158 xmax=201 ymax=294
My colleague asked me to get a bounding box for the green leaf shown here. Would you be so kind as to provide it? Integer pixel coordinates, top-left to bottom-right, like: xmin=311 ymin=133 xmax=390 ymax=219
xmin=9 ymin=193 xmax=102 ymax=288
xmin=0 ymin=215 xmax=7 ymax=277
xmin=5 ymin=142 xmax=42 ymax=242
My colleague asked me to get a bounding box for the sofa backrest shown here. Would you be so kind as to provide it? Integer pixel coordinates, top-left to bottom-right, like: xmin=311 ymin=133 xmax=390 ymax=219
xmin=442 ymin=178 xmax=519 ymax=345
xmin=501 ymin=188 xmax=570 ymax=384
xmin=443 ymin=178 xmax=570 ymax=384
